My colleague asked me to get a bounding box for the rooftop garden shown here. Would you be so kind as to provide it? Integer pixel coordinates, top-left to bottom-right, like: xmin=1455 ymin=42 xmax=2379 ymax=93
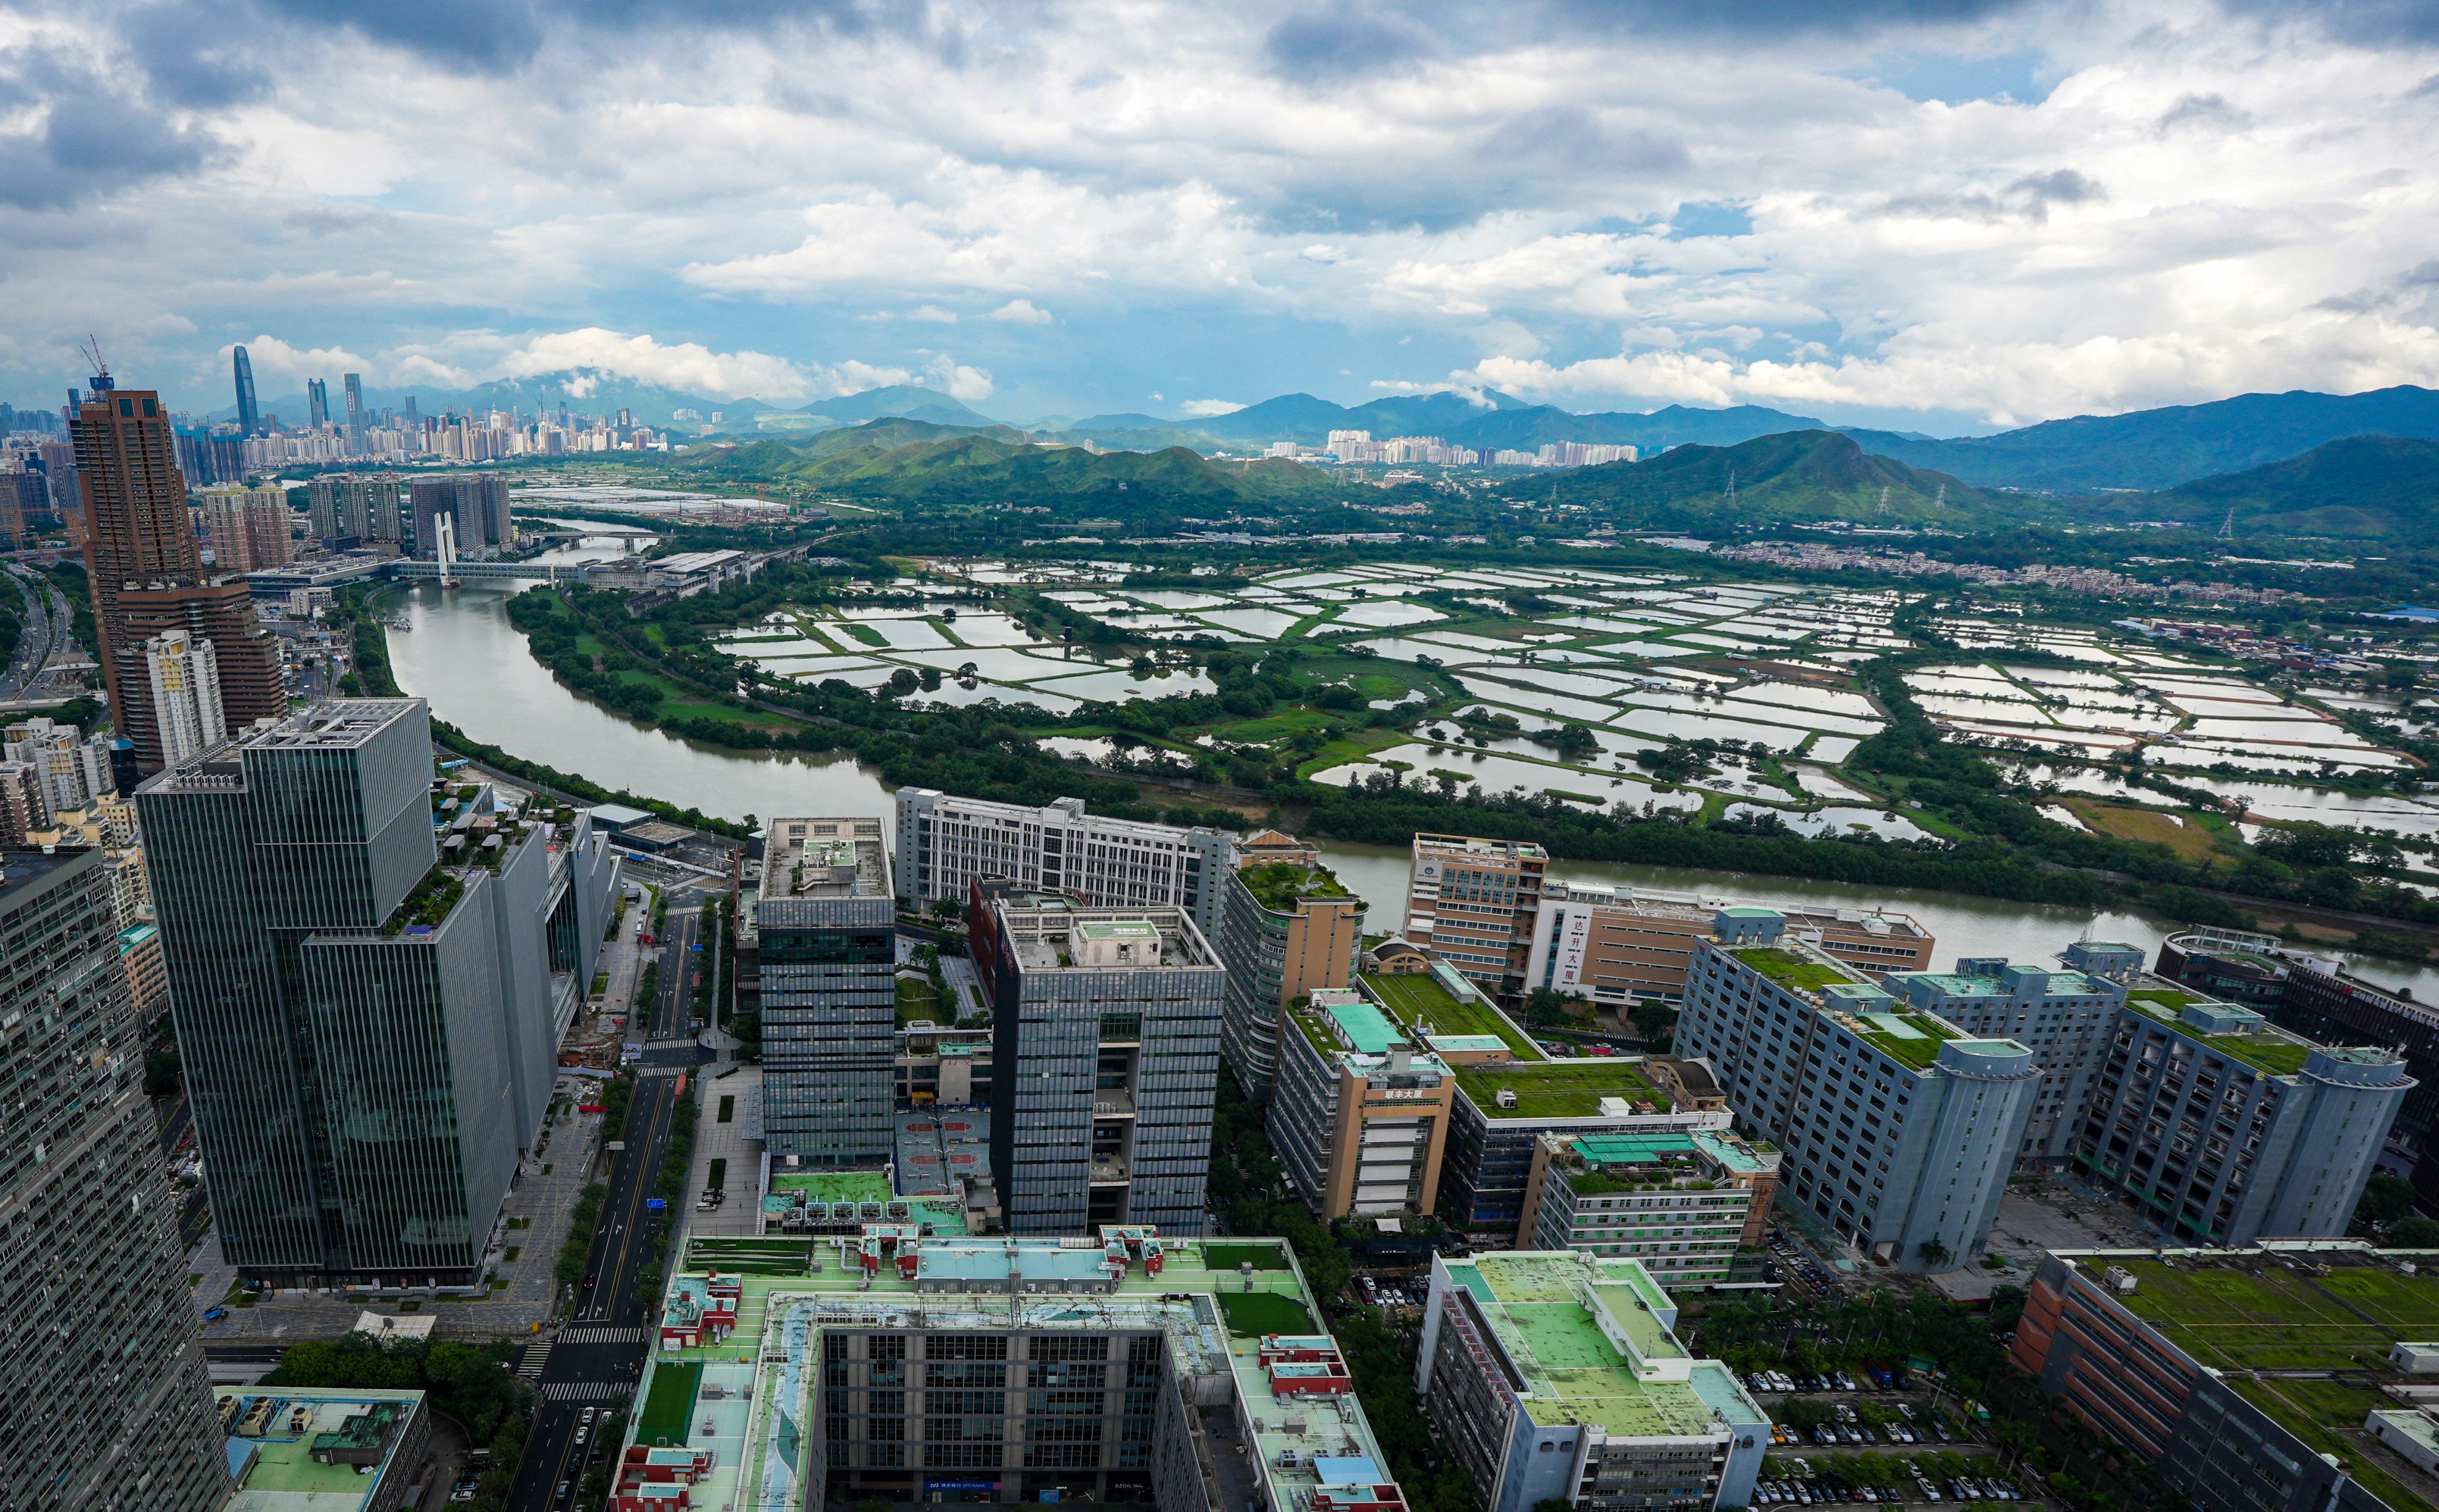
xmin=2122 ymin=994 xmax=2313 ymax=1075
xmin=1363 ymin=969 xmax=1537 ymax=1057
xmin=1456 ymin=1059 xmax=1669 ymax=1120
xmin=1845 ymin=1011 xmax=1961 ymax=1071
xmin=1731 ymin=946 xmax=1859 ymax=996
xmin=379 ymin=865 xmax=466 ymax=936
xmin=1240 ymin=860 xmax=1360 ymax=914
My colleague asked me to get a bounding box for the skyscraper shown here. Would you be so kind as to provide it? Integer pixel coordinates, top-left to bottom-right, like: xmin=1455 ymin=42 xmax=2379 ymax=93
xmin=232 ymin=344 xmax=261 ymax=436
xmin=306 ymin=377 xmax=330 ymax=429
xmin=343 ymin=372 xmax=365 ymax=453
xmin=138 ymin=698 xmax=620 ymax=1286
xmin=144 ymin=629 xmax=225 ymax=766
xmin=749 ymin=816 xmax=896 ymax=1166
xmin=70 ymin=375 xmax=285 ymax=772
xmin=0 ymin=844 xmax=230 ymax=1511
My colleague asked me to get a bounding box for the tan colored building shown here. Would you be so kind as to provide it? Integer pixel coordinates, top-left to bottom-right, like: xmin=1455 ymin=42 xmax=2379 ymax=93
xmin=1214 ymin=848 xmax=1367 ymax=1095
xmin=1403 ymin=833 xmax=1548 ymax=990
xmin=1269 ymin=993 xmax=1456 ymax=1220
xmin=1518 ymin=1127 xmax=1783 ymax=1283
xmin=1522 ymin=883 xmax=1933 ymax=1006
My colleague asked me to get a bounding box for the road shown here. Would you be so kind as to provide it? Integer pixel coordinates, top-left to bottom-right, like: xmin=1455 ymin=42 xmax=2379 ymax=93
xmin=508 ymin=884 xmax=703 ymax=1512
xmin=0 ymin=568 xmax=60 ymax=699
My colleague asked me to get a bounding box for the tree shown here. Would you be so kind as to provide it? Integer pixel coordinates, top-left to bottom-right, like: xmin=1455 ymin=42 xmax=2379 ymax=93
xmin=144 ymin=1048 xmax=182 ymax=1098
xmin=1524 ymin=987 xmax=1572 ymax=1027
xmin=1630 ymin=1000 xmax=1678 ymax=1049
xmin=2357 ymin=1173 xmax=2418 ymax=1229
xmin=2387 ymin=1215 xmax=2439 ymax=1248
xmin=1918 ymin=1238 xmax=1953 ymax=1267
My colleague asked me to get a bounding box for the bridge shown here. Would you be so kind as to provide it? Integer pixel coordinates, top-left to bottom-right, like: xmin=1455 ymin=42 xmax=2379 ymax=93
xmin=388 ymin=559 xmax=606 ymax=582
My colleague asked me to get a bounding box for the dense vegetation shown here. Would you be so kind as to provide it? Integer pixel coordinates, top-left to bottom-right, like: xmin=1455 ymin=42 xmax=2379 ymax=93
xmin=267 ymin=1333 xmax=532 ymax=1511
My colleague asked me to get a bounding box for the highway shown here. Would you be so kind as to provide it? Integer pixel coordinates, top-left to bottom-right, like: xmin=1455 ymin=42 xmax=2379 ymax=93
xmin=0 ymin=567 xmax=63 ymax=699
xmin=508 ymin=884 xmax=703 ymax=1512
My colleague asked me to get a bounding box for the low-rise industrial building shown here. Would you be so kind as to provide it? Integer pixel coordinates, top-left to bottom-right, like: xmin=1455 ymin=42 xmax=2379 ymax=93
xmin=1524 ymin=884 xmax=1934 ymax=1006
xmin=1416 ymin=1250 xmax=1769 ymax=1512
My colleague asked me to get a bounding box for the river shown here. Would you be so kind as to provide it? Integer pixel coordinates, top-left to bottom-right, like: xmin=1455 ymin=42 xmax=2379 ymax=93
xmin=382 ymin=537 xmax=2439 ymax=997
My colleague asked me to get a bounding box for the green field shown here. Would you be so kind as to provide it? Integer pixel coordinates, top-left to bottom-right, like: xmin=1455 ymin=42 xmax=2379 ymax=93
xmin=2229 ymin=1376 xmax=2437 ymax=1512
xmin=637 ymin=1359 xmax=702 ymax=1446
xmin=2114 ymin=1260 xmax=2432 ymax=1371
xmin=1203 ymin=1242 xmax=1294 ymax=1273
xmin=1364 ymin=970 xmax=1538 ymax=1056
xmin=1216 ymin=1290 xmax=1316 ymax=1338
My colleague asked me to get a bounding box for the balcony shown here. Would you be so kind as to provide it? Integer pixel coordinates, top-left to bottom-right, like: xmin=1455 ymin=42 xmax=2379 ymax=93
xmin=1093 ymin=1089 xmax=1136 ymax=1118
xmin=1088 ymin=1155 xmax=1131 ymax=1186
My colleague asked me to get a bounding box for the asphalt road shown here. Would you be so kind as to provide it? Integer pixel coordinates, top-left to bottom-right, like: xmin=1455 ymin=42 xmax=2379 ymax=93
xmin=508 ymin=888 xmax=701 ymax=1512
xmin=0 ymin=569 xmax=52 ymax=698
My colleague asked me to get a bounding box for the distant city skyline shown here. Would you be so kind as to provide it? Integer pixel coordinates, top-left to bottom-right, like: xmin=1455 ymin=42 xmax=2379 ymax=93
xmin=2 ymin=3 xmax=2437 ymax=434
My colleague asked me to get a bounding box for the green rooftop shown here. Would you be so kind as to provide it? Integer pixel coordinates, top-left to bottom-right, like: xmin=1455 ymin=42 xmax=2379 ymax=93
xmin=1731 ymin=945 xmax=1862 ymax=996
xmin=1441 ymin=1253 xmax=1725 ymax=1439
xmin=2125 ymin=991 xmax=2314 ymax=1075
xmin=1240 ymin=860 xmax=1362 ymax=915
xmin=1456 ymin=1058 xmax=1669 ymax=1120
xmin=1842 ymin=1009 xmax=1963 ymax=1071
xmin=1326 ymin=1001 xmax=1404 ymax=1055
xmin=768 ymin=1171 xmax=894 ymax=1204
xmin=223 ymin=1389 xmax=423 ymax=1511
xmin=1363 ymin=970 xmax=1538 ymax=1058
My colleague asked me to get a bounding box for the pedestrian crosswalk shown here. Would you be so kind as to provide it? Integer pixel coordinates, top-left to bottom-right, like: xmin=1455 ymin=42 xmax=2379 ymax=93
xmin=557 ymin=1326 xmax=650 ymax=1344
xmin=517 ymin=1340 xmax=552 ymax=1379
xmin=540 ymin=1381 xmax=636 ymax=1401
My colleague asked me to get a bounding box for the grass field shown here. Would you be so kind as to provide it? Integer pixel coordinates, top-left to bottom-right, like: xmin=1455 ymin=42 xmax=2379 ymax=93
xmin=2229 ymin=1376 xmax=2437 ymax=1512
xmin=2114 ymin=1260 xmax=2435 ymax=1371
xmin=896 ymin=976 xmax=945 ymax=1026
xmin=1216 ymin=1290 xmax=1316 ymax=1339
xmin=1202 ymin=1242 xmax=1294 ymax=1272
xmin=2064 ymin=800 xmax=2221 ymax=863
xmin=637 ymin=1359 xmax=702 ymax=1446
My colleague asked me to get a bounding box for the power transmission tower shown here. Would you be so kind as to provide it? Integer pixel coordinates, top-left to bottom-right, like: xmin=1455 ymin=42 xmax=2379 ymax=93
xmin=1875 ymin=487 xmax=1890 ymax=516
xmin=1725 ymin=468 xmax=1737 ymax=507
xmin=1933 ymin=483 xmax=1945 ymax=510
xmin=2217 ymin=507 xmax=2234 ymax=540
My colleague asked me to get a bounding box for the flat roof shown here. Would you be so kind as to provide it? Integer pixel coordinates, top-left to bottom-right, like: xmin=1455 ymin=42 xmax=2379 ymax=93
xmin=220 ymin=1388 xmax=424 ymax=1512
xmin=1837 ymin=1009 xmax=1963 ymax=1071
xmin=616 ymin=1234 xmax=1397 ymax=1512
xmin=1454 ymin=1059 xmax=1673 ymax=1120
xmin=2123 ymin=987 xmax=2319 ymax=1075
xmin=1362 ymin=970 xmax=1538 ymax=1058
xmin=1327 ymin=1002 xmax=1404 ymax=1055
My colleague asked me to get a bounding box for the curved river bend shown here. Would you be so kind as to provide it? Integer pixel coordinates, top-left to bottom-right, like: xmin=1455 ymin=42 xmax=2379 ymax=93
xmin=384 ymin=560 xmax=2439 ymax=996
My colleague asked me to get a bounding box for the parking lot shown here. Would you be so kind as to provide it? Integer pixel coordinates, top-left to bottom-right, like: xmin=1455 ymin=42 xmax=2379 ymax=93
xmin=1740 ymin=1370 xmax=2043 ymax=1508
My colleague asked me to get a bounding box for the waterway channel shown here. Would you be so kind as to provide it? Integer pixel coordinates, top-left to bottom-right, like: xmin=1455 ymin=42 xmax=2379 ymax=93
xmin=382 ymin=537 xmax=2439 ymax=997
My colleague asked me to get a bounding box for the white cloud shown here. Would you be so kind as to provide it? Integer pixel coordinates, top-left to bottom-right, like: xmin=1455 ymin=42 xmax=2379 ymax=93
xmin=1178 ymin=398 xmax=1245 ymax=416
xmin=987 ymin=299 xmax=1053 ymax=324
xmin=924 ymin=356 xmax=995 ymax=402
xmin=908 ymin=305 xmax=959 ymax=323
xmin=497 ymin=328 xmax=814 ymax=400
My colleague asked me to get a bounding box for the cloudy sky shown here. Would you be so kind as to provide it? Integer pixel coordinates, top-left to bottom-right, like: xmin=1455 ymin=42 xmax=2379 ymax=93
xmin=4 ymin=0 xmax=2438 ymax=432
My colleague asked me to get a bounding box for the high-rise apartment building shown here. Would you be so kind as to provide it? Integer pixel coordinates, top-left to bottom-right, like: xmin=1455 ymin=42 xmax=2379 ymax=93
xmin=1675 ymin=914 xmax=2041 ymax=1271
xmin=0 ymin=846 xmax=230 ymax=1511
xmin=343 ymin=372 xmax=365 ymax=450
xmin=1214 ymin=841 xmax=1366 ymax=1096
xmin=409 ymin=473 xmax=510 ymax=555
xmin=0 ymin=759 xmax=42 ymax=840
xmin=970 ymin=889 xmax=1223 ymax=1234
xmin=232 ymin=344 xmax=261 ymax=435
xmin=895 ymin=788 xmax=1235 ymax=942
xmin=750 ymin=815 xmax=898 ymax=1167
xmin=70 ymin=376 xmax=282 ymax=771
xmin=1402 ymin=833 xmax=1547 ymax=991
xmin=307 ymin=472 xmax=401 ymax=544
xmin=198 ymin=483 xmax=294 ymax=572
xmin=1 ymin=715 xmax=114 ymax=813
xmin=1524 ymin=880 xmax=1935 ymax=1006
xmin=138 ymin=699 xmax=619 ymax=1285
xmin=144 ymin=629 xmax=225 ymax=766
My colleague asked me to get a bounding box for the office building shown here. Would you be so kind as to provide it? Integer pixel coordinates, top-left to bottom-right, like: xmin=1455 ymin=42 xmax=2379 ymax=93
xmin=2011 ymin=1248 xmax=2429 ymax=1512
xmin=3 ymin=714 xmax=115 ymax=813
xmin=1402 ymin=833 xmax=1547 ymax=991
xmin=1267 ymin=992 xmax=1455 ymax=1220
xmin=233 ymin=344 xmax=261 ymax=435
xmin=2071 ymin=992 xmax=2409 ymax=1246
xmin=217 ymin=1388 xmax=429 ymax=1512
xmin=1520 ymin=1129 xmax=1780 ymax=1286
xmin=750 ymin=815 xmax=898 ymax=1167
xmin=307 ymin=378 xmax=331 ymax=429
xmin=138 ymin=699 xmax=617 ymax=1286
xmin=199 ymin=484 xmax=295 ymax=571
xmin=616 ymin=1231 xmax=1412 ymax=1512
xmin=2163 ymin=927 xmax=2439 ymax=1202
xmin=1215 ymin=845 xmax=1367 ymax=1096
xmin=896 ymin=788 xmax=1235 ymax=941
xmin=409 ymin=473 xmax=510 ymax=555
xmin=1524 ymin=881 xmax=1934 ymax=1006
xmin=144 ymin=628 xmax=226 ymax=766
xmin=1675 ymin=915 xmax=2041 ymax=1271
xmin=0 ymin=846 xmax=230 ymax=1511
xmin=1416 ymin=1251 xmax=1769 ymax=1512
xmin=1881 ymin=943 xmax=2133 ymax=1165
xmin=970 ymin=890 xmax=1223 ymax=1234
xmin=342 ymin=372 xmax=366 ymax=451
xmin=70 ymin=375 xmax=282 ymax=771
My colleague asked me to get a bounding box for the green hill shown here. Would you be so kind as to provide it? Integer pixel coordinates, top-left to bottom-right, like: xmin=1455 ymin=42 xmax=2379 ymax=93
xmin=1522 ymin=429 xmax=1998 ymax=528
xmin=2133 ymin=435 xmax=2439 ymax=537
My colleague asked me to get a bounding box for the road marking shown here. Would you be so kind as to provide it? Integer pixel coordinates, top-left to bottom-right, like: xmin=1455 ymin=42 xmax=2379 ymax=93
xmin=556 ymin=1326 xmax=649 ymax=1343
xmin=540 ymin=1382 xmax=637 ymax=1401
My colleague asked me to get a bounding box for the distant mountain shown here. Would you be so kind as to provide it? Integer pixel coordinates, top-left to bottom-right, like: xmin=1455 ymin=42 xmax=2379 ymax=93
xmin=2127 ymin=435 xmax=2439 ymax=537
xmin=1842 ymin=385 xmax=2439 ymax=492
xmin=1530 ymin=430 xmax=1996 ymax=528
xmin=1064 ymin=389 xmax=1831 ymax=454
xmin=779 ymin=384 xmax=994 ymax=429
xmin=1447 ymin=403 xmax=1831 ymax=454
